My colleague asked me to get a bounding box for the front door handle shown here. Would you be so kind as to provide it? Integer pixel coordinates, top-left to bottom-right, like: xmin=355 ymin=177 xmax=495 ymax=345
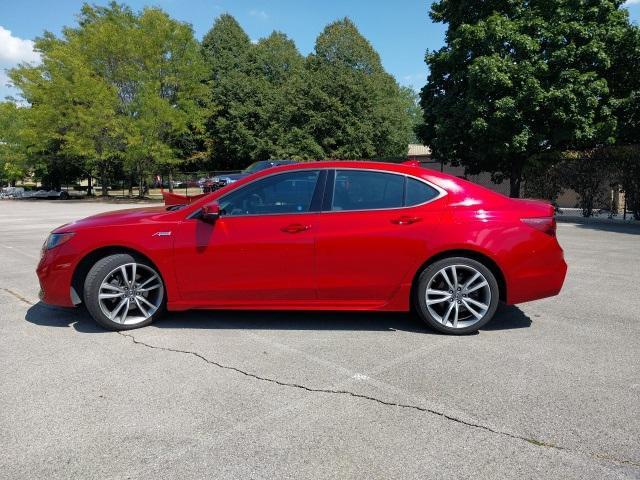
xmin=281 ymin=223 xmax=312 ymax=234
xmin=391 ymin=216 xmax=422 ymax=225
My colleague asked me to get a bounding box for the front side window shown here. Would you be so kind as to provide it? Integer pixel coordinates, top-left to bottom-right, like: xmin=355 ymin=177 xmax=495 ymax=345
xmin=219 ymin=170 xmax=320 ymax=216
xmin=332 ymin=170 xmax=404 ymax=211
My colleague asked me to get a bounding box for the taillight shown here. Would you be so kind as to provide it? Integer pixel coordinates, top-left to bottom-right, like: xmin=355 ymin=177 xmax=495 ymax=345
xmin=521 ymin=217 xmax=556 ymax=236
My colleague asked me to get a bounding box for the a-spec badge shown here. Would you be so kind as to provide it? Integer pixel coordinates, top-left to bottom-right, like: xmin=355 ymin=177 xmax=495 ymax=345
xmin=152 ymin=231 xmax=172 ymax=237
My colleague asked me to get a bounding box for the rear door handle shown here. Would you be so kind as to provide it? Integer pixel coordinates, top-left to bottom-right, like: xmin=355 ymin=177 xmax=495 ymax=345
xmin=391 ymin=216 xmax=421 ymax=225
xmin=281 ymin=223 xmax=312 ymax=234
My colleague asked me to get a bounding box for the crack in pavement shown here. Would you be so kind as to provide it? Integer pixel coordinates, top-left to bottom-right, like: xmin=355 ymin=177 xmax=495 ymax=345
xmin=1 ymin=288 xmax=36 ymax=305
xmin=117 ymin=331 xmax=639 ymax=470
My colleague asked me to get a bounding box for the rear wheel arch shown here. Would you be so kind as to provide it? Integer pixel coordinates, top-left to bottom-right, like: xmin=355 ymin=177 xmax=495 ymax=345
xmin=410 ymin=249 xmax=507 ymax=306
xmin=71 ymin=246 xmax=165 ymax=304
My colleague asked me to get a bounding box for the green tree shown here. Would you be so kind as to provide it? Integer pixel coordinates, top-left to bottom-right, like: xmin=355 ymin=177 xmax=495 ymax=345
xmin=419 ymin=0 xmax=635 ymax=197
xmin=608 ymin=21 xmax=640 ymax=218
xmin=10 ymin=6 xmax=131 ymax=194
xmin=608 ymin=12 xmax=640 ymax=142
xmin=559 ymin=150 xmax=614 ymax=217
xmin=248 ymin=32 xmax=323 ymax=160
xmin=202 ymin=13 xmax=252 ymax=81
xmin=306 ymin=18 xmax=413 ymax=159
xmin=123 ymin=6 xmax=208 ymax=193
xmin=202 ymin=17 xmax=322 ymax=167
xmin=202 ymin=14 xmax=255 ymax=168
xmin=202 ymin=16 xmax=413 ymax=166
xmin=9 ymin=2 xmax=207 ymax=196
xmin=615 ymin=149 xmax=640 ymax=219
xmin=0 ymin=102 xmax=28 ymax=186
xmin=401 ymin=87 xmax=423 ymax=144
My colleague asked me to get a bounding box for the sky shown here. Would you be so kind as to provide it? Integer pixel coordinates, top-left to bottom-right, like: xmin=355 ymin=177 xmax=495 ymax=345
xmin=1 ymin=0 xmax=640 ymax=101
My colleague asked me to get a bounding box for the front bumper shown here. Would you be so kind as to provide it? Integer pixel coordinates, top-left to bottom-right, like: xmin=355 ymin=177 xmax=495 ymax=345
xmin=36 ymin=251 xmax=76 ymax=307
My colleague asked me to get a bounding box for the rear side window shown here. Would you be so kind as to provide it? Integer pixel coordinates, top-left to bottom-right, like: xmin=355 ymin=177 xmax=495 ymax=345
xmin=405 ymin=177 xmax=439 ymax=206
xmin=332 ymin=170 xmax=404 ymax=211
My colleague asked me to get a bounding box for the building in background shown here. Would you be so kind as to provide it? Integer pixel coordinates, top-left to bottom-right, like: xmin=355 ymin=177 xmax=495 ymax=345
xmin=406 ymin=144 xmax=597 ymax=208
xmin=407 ymin=144 xmax=512 ymax=196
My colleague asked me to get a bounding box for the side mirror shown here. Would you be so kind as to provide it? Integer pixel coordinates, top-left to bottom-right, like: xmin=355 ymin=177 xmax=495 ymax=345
xmin=201 ymin=202 xmax=220 ymax=223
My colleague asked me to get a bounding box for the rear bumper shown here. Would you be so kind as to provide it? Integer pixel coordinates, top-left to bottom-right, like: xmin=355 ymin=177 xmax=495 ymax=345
xmin=506 ymin=241 xmax=568 ymax=305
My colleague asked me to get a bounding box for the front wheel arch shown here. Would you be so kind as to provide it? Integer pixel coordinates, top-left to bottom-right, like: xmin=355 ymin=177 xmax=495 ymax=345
xmin=71 ymin=246 xmax=165 ymax=305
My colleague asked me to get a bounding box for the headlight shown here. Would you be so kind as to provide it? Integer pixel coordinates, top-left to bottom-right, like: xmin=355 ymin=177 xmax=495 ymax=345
xmin=44 ymin=232 xmax=75 ymax=251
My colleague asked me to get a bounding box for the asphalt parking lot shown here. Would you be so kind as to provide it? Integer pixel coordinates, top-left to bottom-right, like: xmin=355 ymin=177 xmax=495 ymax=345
xmin=1 ymin=200 xmax=639 ymax=479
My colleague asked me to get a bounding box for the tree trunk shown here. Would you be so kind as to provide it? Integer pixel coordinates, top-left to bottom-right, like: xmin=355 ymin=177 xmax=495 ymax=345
xmin=100 ymin=171 xmax=109 ymax=197
xmin=630 ymin=192 xmax=640 ymax=220
xmin=168 ymin=171 xmax=174 ymax=193
xmin=582 ymin=195 xmax=594 ymax=217
xmin=509 ymin=159 xmax=524 ymax=198
xmin=87 ymin=175 xmax=93 ymax=196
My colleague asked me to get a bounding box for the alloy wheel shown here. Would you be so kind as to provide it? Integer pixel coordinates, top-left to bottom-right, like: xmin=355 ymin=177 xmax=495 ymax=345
xmin=98 ymin=262 xmax=164 ymax=325
xmin=425 ymin=264 xmax=491 ymax=329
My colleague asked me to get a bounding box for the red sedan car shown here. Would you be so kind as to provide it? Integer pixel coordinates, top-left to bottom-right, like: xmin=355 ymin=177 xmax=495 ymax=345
xmin=37 ymin=161 xmax=567 ymax=334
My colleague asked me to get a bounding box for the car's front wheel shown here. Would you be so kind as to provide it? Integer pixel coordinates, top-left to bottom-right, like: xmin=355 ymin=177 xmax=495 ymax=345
xmin=415 ymin=257 xmax=499 ymax=334
xmin=83 ymin=253 xmax=165 ymax=330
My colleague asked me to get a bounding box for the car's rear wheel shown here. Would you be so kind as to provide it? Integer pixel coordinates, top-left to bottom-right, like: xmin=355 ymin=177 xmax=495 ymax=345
xmin=415 ymin=257 xmax=499 ymax=334
xmin=83 ymin=253 xmax=165 ymax=330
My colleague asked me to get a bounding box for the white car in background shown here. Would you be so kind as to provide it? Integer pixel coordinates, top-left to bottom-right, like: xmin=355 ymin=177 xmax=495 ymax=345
xmin=0 ymin=187 xmax=25 ymax=199
xmin=3 ymin=188 xmax=86 ymax=200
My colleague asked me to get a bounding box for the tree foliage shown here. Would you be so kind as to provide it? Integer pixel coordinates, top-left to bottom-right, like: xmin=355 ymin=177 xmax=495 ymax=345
xmin=3 ymin=7 xmax=416 ymax=189
xmin=7 ymin=2 xmax=207 ymax=195
xmin=202 ymin=17 xmax=323 ymax=167
xmin=419 ymin=0 xmax=637 ymax=197
xmin=201 ymin=14 xmax=254 ymax=168
xmin=0 ymin=102 xmax=28 ymax=185
xmin=202 ymin=16 xmax=413 ymax=167
xmin=305 ymin=19 xmax=413 ymax=159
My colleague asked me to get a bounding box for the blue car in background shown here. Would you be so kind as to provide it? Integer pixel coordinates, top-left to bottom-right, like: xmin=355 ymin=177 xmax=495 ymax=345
xmin=202 ymin=160 xmax=297 ymax=192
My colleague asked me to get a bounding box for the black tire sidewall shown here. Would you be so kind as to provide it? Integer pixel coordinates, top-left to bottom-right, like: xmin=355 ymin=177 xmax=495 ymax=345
xmin=415 ymin=257 xmax=499 ymax=335
xmin=83 ymin=253 xmax=165 ymax=331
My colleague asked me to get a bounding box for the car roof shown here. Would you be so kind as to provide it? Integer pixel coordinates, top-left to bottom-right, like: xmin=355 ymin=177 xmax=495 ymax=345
xmin=260 ymin=160 xmax=444 ymax=179
xmin=261 ymin=160 xmax=510 ymax=202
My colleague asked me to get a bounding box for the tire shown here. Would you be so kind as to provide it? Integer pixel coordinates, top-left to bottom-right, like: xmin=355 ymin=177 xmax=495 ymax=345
xmin=414 ymin=257 xmax=499 ymax=335
xmin=83 ymin=253 xmax=165 ymax=331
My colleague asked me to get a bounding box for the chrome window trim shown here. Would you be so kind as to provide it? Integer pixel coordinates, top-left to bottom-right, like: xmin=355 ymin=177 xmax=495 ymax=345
xmin=195 ymin=166 xmax=448 ymax=219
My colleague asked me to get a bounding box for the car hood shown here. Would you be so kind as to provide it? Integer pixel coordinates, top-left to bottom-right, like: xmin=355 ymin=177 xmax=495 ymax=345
xmin=54 ymin=206 xmax=170 ymax=232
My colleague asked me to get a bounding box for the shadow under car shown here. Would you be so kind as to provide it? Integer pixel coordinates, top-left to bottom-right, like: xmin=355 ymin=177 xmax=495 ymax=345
xmin=25 ymin=302 xmax=531 ymax=334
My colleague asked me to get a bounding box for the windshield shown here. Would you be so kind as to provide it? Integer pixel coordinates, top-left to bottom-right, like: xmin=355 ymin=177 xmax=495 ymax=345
xmin=242 ymin=162 xmax=268 ymax=174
